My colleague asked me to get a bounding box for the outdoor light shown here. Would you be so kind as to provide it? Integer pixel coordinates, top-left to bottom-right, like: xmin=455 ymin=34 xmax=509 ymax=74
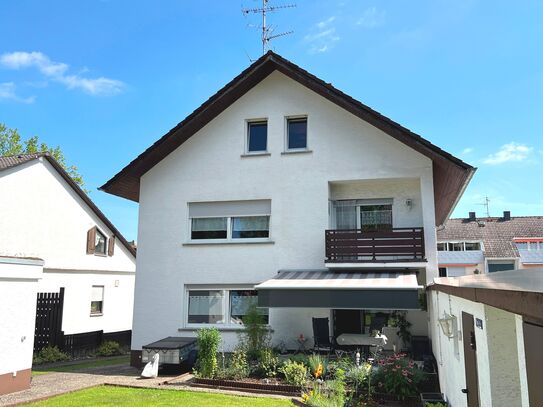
xmin=438 ymin=313 xmax=457 ymax=338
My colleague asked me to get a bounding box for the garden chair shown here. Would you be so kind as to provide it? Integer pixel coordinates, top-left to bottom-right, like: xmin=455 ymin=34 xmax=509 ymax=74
xmin=312 ymin=317 xmax=335 ymax=355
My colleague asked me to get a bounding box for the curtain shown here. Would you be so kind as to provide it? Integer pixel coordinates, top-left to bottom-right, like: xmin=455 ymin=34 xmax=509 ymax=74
xmin=188 ymin=291 xmax=224 ymax=316
xmin=232 ymin=216 xmax=269 ymax=231
xmin=191 ymin=217 xmax=227 ymax=231
xmin=335 ymin=204 xmax=357 ymax=229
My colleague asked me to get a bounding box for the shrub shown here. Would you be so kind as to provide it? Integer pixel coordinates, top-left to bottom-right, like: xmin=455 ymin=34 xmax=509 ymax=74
xmin=345 ymin=363 xmax=372 ymax=396
xmin=96 ymin=341 xmax=123 ymax=356
xmin=33 ymin=346 xmax=70 ymax=365
xmin=195 ymin=328 xmax=221 ymax=378
xmin=257 ymin=348 xmax=280 ymax=378
xmin=308 ymin=353 xmax=329 ymax=379
xmin=372 ymin=353 xmax=424 ymax=400
xmin=280 ymin=360 xmax=308 ymax=387
xmin=327 ymin=356 xmax=354 ymax=378
xmin=230 ymin=348 xmax=250 ymax=379
xmin=238 ymin=305 xmax=270 ymax=360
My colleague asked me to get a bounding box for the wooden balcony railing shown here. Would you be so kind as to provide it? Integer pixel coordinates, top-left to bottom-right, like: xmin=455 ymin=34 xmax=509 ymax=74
xmin=325 ymin=227 xmax=425 ymax=263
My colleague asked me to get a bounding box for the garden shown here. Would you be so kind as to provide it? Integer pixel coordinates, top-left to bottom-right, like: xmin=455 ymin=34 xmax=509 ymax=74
xmin=190 ymin=307 xmax=447 ymax=407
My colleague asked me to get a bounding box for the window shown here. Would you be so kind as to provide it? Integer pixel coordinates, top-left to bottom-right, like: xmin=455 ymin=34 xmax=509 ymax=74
xmin=360 ymin=205 xmax=393 ymax=231
xmin=188 ymin=200 xmax=271 ymax=241
xmin=229 ymin=290 xmax=269 ymax=324
xmin=191 ymin=218 xmax=227 ymax=240
xmin=439 ymin=267 xmax=447 ymax=277
xmin=287 ymin=117 xmax=307 ymax=150
xmin=464 ymin=242 xmax=481 ymax=251
xmin=232 ymin=216 xmax=270 ymax=239
xmin=449 ymin=242 xmax=463 ymax=252
xmin=332 ymin=199 xmax=393 ymax=231
xmin=95 ymin=229 xmax=107 ymax=255
xmin=186 ymin=288 xmax=269 ymax=326
xmin=438 ymin=241 xmax=482 ymax=251
xmin=188 ymin=290 xmax=225 ymax=324
xmin=247 ymin=121 xmax=268 ymax=153
xmin=515 ymin=240 xmax=542 ymax=251
xmin=90 ymin=286 xmax=104 ymax=315
xmin=437 ymin=243 xmax=446 ymax=251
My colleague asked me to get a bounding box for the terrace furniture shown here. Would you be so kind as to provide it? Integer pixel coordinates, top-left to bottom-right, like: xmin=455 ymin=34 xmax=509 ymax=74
xmin=312 ymin=317 xmax=335 ymax=354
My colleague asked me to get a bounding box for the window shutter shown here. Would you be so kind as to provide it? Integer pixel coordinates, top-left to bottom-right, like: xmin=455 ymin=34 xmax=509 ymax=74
xmin=87 ymin=227 xmax=96 ymax=254
xmin=108 ymin=235 xmax=115 ymax=256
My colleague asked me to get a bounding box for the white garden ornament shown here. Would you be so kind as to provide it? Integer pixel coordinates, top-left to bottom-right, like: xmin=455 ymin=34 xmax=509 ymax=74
xmin=141 ymin=353 xmax=159 ymax=378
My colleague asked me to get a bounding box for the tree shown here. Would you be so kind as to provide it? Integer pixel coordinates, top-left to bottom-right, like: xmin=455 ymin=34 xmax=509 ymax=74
xmin=0 ymin=123 xmax=85 ymax=190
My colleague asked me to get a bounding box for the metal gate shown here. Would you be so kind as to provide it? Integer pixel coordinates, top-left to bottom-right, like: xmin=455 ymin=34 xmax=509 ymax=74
xmin=34 ymin=288 xmax=65 ymax=352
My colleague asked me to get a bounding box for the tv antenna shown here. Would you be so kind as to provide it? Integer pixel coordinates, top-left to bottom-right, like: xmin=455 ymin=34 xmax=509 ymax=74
xmin=477 ymin=196 xmax=491 ymax=217
xmin=242 ymin=0 xmax=296 ymax=54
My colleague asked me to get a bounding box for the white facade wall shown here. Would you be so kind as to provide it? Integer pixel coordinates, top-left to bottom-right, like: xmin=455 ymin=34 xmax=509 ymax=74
xmin=0 ymin=258 xmax=43 ymax=377
xmin=0 ymin=159 xmax=136 ymax=335
xmin=429 ymin=290 xmax=529 ymax=407
xmin=134 ymin=71 xmax=437 ymax=350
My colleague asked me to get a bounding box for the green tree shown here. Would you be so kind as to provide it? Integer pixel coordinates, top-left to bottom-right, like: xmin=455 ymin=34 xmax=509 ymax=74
xmin=0 ymin=123 xmax=85 ymax=190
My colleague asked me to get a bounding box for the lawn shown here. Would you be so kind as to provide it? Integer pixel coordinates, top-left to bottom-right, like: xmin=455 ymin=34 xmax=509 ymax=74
xmin=27 ymin=385 xmax=296 ymax=406
xmin=33 ymin=355 xmax=129 ymax=375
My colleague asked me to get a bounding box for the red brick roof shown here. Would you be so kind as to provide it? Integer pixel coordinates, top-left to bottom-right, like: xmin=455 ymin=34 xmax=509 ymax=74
xmin=437 ymin=216 xmax=543 ymax=258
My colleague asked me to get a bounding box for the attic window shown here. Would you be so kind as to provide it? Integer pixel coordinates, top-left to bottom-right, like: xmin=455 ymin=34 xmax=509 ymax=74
xmin=86 ymin=226 xmax=113 ymax=256
xmin=95 ymin=230 xmax=107 ymax=255
xmin=247 ymin=121 xmax=268 ymax=153
xmin=286 ymin=117 xmax=308 ymax=150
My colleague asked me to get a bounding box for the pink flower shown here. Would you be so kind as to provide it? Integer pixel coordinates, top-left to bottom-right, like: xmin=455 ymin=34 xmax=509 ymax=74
xmin=407 ymin=378 xmax=412 ymax=383
xmin=395 ymin=365 xmax=401 ymax=369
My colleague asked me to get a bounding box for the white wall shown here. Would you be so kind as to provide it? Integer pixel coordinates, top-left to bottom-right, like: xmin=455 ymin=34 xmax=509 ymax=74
xmin=37 ymin=270 xmax=134 ymax=335
xmin=0 ymin=258 xmax=43 ymax=376
xmin=133 ymin=70 xmax=437 ymax=350
xmin=0 ymin=159 xmax=135 ymax=272
xmin=0 ymin=158 xmax=136 ymax=335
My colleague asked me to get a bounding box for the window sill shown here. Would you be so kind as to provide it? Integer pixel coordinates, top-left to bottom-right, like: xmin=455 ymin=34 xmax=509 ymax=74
xmin=281 ymin=149 xmax=312 ymax=155
xmin=240 ymin=152 xmax=271 ymax=158
xmin=183 ymin=239 xmax=274 ymax=246
xmin=90 ymin=313 xmax=103 ymax=317
xmin=179 ymin=325 xmax=273 ymax=333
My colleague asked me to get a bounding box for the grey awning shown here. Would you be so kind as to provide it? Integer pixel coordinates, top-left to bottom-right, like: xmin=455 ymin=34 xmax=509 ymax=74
xmin=256 ymin=270 xmax=422 ymax=310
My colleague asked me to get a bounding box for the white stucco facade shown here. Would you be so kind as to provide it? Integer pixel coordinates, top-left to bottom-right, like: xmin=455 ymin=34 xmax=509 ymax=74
xmin=0 ymin=257 xmax=42 ymax=394
xmin=0 ymin=158 xmax=136 ymax=335
xmin=132 ymin=71 xmax=439 ymax=351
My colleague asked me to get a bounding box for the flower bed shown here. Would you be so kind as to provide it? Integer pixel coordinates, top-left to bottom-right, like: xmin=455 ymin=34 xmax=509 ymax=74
xmin=191 ymin=377 xmax=301 ymax=396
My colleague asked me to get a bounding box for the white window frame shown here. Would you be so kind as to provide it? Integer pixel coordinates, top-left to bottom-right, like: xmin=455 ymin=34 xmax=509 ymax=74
xmin=514 ymin=239 xmax=543 ymax=251
xmin=284 ymin=115 xmax=309 ymax=152
xmin=187 ymin=214 xmax=272 ymax=243
xmin=437 ymin=241 xmax=484 ymax=252
xmin=183 ymin=286 xmax=269 ymax=329
xmin=245 ymin=118 xmax=269 ymax=154
xmin=90 ymin=285 xmax=104 ymax=316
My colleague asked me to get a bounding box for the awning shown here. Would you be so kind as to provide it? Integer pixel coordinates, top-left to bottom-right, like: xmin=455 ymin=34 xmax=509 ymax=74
xmin=256 ymin=270 xmax=422 ymax=310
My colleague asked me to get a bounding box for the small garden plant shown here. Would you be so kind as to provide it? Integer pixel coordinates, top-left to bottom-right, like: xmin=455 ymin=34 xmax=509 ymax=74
xmin=96 ymin=340 xmax=123 ymax=356
xmin=372 ymin=353 xmax=424 ymax=400
xmin=33 ymin=345 xmax=70 ymax=365
xmin=280 ymin=360 xmax=308 ymax=387
xmin=257 ymin=347 xmax=280 ymax=378
xmin=238 ymin=305 xmax=270 ymax=360
xmin=194 ymin=327 xmax=221 ymax=378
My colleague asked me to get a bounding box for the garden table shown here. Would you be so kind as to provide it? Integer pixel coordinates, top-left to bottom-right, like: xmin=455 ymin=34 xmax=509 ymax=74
xmin=335 ymin=333 xmax=388 ymax=347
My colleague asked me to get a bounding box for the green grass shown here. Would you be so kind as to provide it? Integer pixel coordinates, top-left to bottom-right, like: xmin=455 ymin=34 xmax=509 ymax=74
xmin=27 ymin=385 xmax=296 ymax=406
xmin=33 ymin=355 xmax=129 ymax=375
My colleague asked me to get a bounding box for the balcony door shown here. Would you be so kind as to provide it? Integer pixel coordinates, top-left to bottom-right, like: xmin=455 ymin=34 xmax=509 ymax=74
xmin=333 ymin=199 xmax=393 ymax=231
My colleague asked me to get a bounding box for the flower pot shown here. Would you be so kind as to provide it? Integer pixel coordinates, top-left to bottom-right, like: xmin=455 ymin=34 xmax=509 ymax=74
xmin=420 ymin=392 xmax=447 ymax=406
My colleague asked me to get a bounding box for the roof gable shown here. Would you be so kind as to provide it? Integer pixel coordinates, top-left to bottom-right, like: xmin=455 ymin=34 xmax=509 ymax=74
xmin=0 ymin=153 xmax=136 ymax=258
xmin=100 ymin=51 xmax=475 ymax=225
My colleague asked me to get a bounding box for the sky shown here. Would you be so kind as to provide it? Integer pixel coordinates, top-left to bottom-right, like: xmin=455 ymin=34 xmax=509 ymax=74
xmin=1 ymin=0 xmax=543 ymax=241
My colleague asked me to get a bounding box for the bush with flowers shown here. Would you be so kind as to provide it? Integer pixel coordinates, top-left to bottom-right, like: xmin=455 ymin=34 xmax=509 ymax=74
xmin=371 ymin=353 xmax=424 ymax=400
xmin=302 ymin=368 xmax=347 ymax=407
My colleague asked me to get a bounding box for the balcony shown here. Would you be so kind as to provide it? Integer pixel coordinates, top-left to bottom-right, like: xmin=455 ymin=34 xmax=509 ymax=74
xmin=325 ymin=227 xmax=426 ymax=268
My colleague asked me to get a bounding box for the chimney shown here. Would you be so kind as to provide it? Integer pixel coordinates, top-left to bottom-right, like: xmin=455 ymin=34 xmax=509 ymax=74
xmin=468 ymin=212 xmax=476 ymax=221
xmin=503 ymin=211 xmax=511 ymax=221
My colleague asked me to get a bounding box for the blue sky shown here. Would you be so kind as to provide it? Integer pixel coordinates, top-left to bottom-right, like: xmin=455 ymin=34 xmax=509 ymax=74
xmin=1 ymin=0 xmax=542 ymax=241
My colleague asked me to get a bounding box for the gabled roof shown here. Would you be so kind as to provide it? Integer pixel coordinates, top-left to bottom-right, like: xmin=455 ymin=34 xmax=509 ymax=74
xmin=437 ymin=216 xmax=543 ymax=258
xmin=0 ymin=153 xmax=136 ymax=258
xmin=100 ymin=51 xmax=475 ymax=225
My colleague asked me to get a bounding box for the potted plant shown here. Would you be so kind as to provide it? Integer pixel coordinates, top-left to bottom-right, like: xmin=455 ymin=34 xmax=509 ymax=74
xmin=420 ymin=392 xmax=448 ymax=406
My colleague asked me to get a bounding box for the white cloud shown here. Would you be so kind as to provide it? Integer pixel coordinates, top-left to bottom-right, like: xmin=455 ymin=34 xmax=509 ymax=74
xmin=304 ymin=17 xmax=340 ymax=54
xmin=0 ymin=82 xmax=35 ymax=104
xmin=0 ymin=51 xmax=124 ymax=96
xmin=357 ymin=7 xmax=386 ymax=28
xmin=462 ymin=147 xmax=473 ymax=154
xmin=483 ymin=142 xmax=533 ymax=165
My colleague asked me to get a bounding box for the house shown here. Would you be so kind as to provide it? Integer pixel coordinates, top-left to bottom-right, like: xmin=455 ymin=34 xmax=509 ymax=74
xmin=428 ymin=268 xmax=543 ymax=407
xmin=0 ymin=153 xmax=136 ymax=354
xmin=100 ymin=51 xmax=474 ymax=365
xmin=0 ymin=256 xmax=43 ymax=395
xmin=437 ymin=211 xmax=543 ymax=276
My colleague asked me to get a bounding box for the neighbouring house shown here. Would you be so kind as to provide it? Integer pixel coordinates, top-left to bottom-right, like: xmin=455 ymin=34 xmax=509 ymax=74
xmin=428 ymin=268 xmax=543 ymax=407
xmin=100 ymin=51 xmax=474 ymax=366
xmin=0 ymin=256 xmax=43 ymax=395
xmin=0 ymin=153 xmax=136 ymax=356
xmin=437 ymin=211 xmax=543 ymax=276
